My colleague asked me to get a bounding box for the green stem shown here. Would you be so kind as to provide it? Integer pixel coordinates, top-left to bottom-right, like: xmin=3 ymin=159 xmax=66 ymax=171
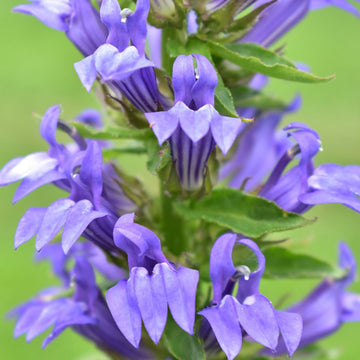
xmin=160 ymin=182 xmax=187 ymax=256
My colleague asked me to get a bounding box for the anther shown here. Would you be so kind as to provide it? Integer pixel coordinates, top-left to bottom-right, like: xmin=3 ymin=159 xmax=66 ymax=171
xmin=231 ymin=265 xmax=251 ymax=281
xmin=120 ymin=8 xmax=133 ymax=22
xmin=287 ymin=144 xmax=301 ymax=159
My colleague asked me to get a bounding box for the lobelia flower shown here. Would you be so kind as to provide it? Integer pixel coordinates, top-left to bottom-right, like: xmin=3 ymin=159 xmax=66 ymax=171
xmin=106 ymin=213 xmax=199 ymax=347
xmin=8 ymin=243 xmax=152 ymax=359
xmin=75 ymin=0 xmax=168 ymax=112
xmin=219 ymin=95 xmax=300 ymax=192
xmin=0 ymin=105 xmax=136 ymax=254
xmin=14 ymin=0 xmax=108 ymax=57
xmin=198 ymin=234 xmax=302 ymax=360
xmin=145 ymin=54 xmax=243 ymax=191
xmin=268 ymin=241 xmax=360 ymax=356
xmin=239 ymin=0 xmax=359 ymax=47
xmin=299 ymin=164 xmax=360 ymax=212
xmin=258 ymin=122 xmax=322 ymax=214
xmin=256 ymin=124 xmax=360 ymax=215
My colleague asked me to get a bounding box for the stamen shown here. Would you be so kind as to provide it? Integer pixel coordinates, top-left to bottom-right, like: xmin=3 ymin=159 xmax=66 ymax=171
xmin=120 ymin=8 xmax=133 ymax=22
xmin=232 ymin=265 xmax=251 ymax=281
xmin=57 ymin=119 xmax=87 ymax=150
xmin=287 ymin=143 xmax=301 ymax=159
xmin=72 ymin=165 xmax=81 ymax=177
xmin=194 ymin=67 xmax=200 ymax=80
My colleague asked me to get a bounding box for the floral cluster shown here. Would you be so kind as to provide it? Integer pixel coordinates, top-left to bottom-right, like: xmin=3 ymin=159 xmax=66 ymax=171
xmin=2 ymin=0 xmax=360 ymax=359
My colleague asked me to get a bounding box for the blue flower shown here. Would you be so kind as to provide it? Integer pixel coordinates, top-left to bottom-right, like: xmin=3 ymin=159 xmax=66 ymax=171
xmin=0 ymin=105 xmax=136 ymax=253
xmin=8 ymin=244 xmax=152 ymax=359
xmin=258 ymin=122 xmax=322 ymax=213
xmin=269 ymin=242 xmax=360 ymax=356
xmin=74 ymin=0 xmax=167 ymax=112
xmin=14 ymin=0 xmax=108 ymax=56
xmin=145 ymin=54 xmax=243 ymax=191
xmin=299 ymin=164 xmax=360 ymax=212
xmin=106 ymin=213 xmax=199 ymax=347
xmin=198 ymin=234 xmax=302 ymax=360
xmin=220 ymin=96 xmax=300 ymax=192
xmin=240 ymin=0 xmax=359 ymax=47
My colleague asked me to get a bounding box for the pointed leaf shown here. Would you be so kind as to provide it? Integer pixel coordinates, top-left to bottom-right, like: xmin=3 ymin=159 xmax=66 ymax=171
xmin=69 ymin=121 xmax=152 ymax=140
xmin=262 ymin=246 xmax=346 ymax=279
xmin=206 ymin=40 xmax=335 ymax=83
xmin=174 ymin=189 xmax=314 ymax=238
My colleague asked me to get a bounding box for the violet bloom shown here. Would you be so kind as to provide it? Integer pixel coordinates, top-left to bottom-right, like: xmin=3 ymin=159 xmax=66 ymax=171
xmin=300 ymin=164 xmax=360 ymax=212
xmin=198 ymin=234 xmax=302 ymax=360
xmin=0 ymin=105 xmax=135 ymax=253
xmin=0 ymin=105 xmax=86 ymax=203
xmin=106 ymin=213 xmax=199 ymax=347
xmin=220 ymin=96 xmax=300 ymax=192
xmin=75 ymin=0 xmax=166 ymax=112
xmin=258 ymin=122 xmax=322 ymax=214
xmin=14 ymin=0 xmax=108 ymax=56
xmin=145 ymin=54 xmax=243 ymax=191
xmin=269 ymin=242 xmax=360 ymax=356
xmin=240 ymin=0 xmax=359 ymax=47
xmin=9 ymin=247 xmax=152 ymax=359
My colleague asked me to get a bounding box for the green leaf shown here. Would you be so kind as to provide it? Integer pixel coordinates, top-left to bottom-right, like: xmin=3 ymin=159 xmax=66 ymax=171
xmin=262 ymin=246 xmax=345 ymax=279
xmin=206 ymin=40 xmax=335 ymax=83
xmin=69 ymin=121 xmax=152 ymax=140
xmin=145 ymin=136 xmax=171 ymax=175
xmin=214 ymin=83 xmax=239 ymax=117
xmin=162 ymin=317 xmax=205 ymax=360
xmin=174 ymin=189 xmax=314 ymax=238
xmin=231 ymin=86 xmax=288 ymax=110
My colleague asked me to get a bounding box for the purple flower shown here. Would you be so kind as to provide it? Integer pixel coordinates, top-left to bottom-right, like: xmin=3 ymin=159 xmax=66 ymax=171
xmin=198 ymin=234 xmax=302 ymax=360
xmin=269 ymin=241 xmax=360 ymax=356
xmin=0 ymin=105 xmax=85 ymax=202
xmin=0 ymin=105 xmax=135 ymax=253
xmin=14 ymin=0 xmax=108 ymax=56
xmin=299 ymin=164 xmax=360 ymax=212
xmin=220 ymin=96 xmax=300 ymax=192
xmin=258 ymin=122 xmax=322 ymax=214
xmin=74 ymin=0 xmax=167 ymax=112
xmin=239 ymin=0 xmax=310 ymax=47
xmin=106 ymin=213 xmax=199 ymax=347
xmin=239 ymin=0 xmax=359 ymax=47
xmin=145 ymin=54 xmax=243 ymax=191
xmin=8 ymin=248 xmax=152 ymax=359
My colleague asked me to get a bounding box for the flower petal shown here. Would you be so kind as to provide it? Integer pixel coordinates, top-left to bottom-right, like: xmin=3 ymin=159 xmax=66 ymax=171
xmin=15 ymin=207 xmax=47 ymax=249
xmin=35 ymin=199 xmax=75 ymax=251
xmin=133 ymin=267 xmax=168 ymax=344
xmin=158 ymin=263 xmax=199 ymax=335
xmin=237 ymin=294 xmax=279 ymax=350
xmin=199 ymin=295 xmax=242 ymax=360
xmin=61 ymin=200 xmax=107 ymax=254
xmin=106 ymin=280 xmax=142 ymax=348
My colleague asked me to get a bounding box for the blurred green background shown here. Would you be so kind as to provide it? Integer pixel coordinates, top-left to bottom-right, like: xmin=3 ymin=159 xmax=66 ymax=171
xmin=1 ymin=1 xmax=360 ymax=359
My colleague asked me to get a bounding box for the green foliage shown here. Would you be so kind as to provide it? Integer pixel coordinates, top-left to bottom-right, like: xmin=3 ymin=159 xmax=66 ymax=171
xmin=69 ymin=121 xmax=152 ymax=140
xmin=162 ymin=317 xmax=206 ymax=360
xmin=262 ymin=246 xmax=345 ymax=279
xmin=206 ymin=40 xmax=336 ymax=83
xmin=174 ymin=189 xmax=315 ymax=238
xmin=145 ymin=136 xmax=172 ymax=175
